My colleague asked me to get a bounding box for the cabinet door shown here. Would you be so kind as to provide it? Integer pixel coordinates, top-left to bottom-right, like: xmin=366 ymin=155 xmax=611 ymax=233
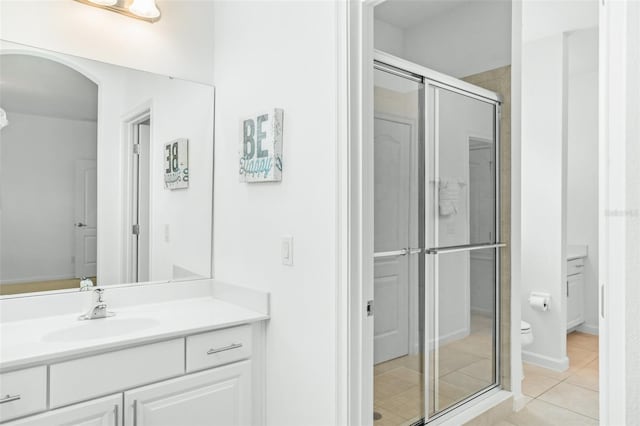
xmin=567 ymin=273 xmax=585 ymax=330
xmin=5 ymin=394 xmax=121 ymax=426
xmin=125 ymin=361 xmax=251 ymax=426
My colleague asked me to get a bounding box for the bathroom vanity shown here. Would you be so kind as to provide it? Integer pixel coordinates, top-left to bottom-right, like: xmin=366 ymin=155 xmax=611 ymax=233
xmin=0 ymin=36 xmax=268 ymax=426
xmin=0 ymin=280 xmax=269 ymax=425
xmin=566 ymin=246 xmax=588 ymax=331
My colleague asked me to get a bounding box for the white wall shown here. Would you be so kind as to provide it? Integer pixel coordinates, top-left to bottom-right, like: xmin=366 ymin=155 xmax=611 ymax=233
xmin=0 ymin=112 xmax=97 ymax=283
xmin=566 ymin=28 xmax=598 ymax=334
xmin=211 ymin=2 xmax=339 ymax=425
xmin=522 ymin=0 xmax=598 ymax=43
xmin=521 ymin=33 xmax=568 ymax=369
xmin=373 ymin=19 xmax=404 ymax=58
xmin=0 ymin=0 xmax=215 ymax=84
xmin=391 ymin=1 xmax=511 ymax=78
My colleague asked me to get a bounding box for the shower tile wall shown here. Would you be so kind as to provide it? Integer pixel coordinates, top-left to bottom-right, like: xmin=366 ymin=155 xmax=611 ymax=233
xmin=462 ymin=65 xmax=512 ymax=391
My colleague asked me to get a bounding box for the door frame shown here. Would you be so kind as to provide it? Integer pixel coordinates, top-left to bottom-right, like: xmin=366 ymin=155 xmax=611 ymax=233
xmin=597 ymin=0 xmax=636 ymax=423
xmin=121 ymin=102 xmax=154 ymax=284
xmin=341 ymin=1 xmax=516 ymax=424
xmin=342 ymin=1 xmax=624 ymax=425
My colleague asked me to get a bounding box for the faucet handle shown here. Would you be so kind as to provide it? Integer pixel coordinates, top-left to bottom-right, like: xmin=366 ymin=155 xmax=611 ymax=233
xmin=94 ymin=288 xmax=104 ymax=303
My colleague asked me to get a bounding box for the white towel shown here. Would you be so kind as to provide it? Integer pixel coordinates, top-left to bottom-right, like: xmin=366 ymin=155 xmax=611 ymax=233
xmin=439 ymin=178 xmax=465 ymax=216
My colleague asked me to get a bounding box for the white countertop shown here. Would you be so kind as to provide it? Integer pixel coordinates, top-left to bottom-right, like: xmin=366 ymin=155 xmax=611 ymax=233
xmin=0 ymin=296 xmax=268 ymax=372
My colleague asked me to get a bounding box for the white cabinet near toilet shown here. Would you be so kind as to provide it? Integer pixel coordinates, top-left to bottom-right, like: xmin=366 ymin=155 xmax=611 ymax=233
xmin=566 ymin=258 xmax=586 ymax=331
xmin=124 ymin=361 xmax=251 ymax=426
xmin=4 ymin=394 xmax=121 ymax=426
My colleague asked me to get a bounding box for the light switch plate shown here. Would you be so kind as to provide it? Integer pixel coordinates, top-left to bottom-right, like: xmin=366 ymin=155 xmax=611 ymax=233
xmin=282 ymin=235 xmax=293 ymax=266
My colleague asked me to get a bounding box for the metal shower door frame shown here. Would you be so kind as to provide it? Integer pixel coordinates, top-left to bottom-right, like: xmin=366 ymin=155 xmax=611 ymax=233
xmin=374 ymin=50 xmax=504 ymax=425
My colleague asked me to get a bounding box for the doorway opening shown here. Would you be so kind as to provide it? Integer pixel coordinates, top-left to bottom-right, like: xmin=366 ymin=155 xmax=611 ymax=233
xmin=124 ymin=111 xmax=152 ymax=283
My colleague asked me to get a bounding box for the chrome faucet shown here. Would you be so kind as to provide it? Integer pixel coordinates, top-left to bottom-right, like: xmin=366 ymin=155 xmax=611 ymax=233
xmin=79 ymin=288 xmax=114 ymax=320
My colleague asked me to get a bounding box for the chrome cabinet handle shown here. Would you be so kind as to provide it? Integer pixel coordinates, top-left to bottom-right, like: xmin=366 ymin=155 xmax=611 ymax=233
xmin=207 ymin=343 xmax=243 ymax=355
xmin=0 ymin=394 xmax=21 ymax=404
xmin=75 ymin=222 xmax=87 ymax=227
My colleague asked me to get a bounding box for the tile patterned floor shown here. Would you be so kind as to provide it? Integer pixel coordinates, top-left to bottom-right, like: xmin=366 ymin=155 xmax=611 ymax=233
xmin=373 ymin=315 xmax=495 ymax=426
xmin=505 ymin=332 xmax=599 ymax=426
xmin=373 ymin=330 xmax=599 ymax=426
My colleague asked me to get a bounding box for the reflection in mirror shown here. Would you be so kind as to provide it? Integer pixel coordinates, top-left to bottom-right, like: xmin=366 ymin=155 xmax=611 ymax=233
xmin=0 ymin=40 xmax=214 ymax=296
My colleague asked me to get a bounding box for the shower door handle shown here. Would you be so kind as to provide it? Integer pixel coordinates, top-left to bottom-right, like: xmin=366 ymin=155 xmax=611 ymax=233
xmin=373 ymin=249 xmax=409 ymax=259
xmin=425 ymin=242 xmax=506 ymax=255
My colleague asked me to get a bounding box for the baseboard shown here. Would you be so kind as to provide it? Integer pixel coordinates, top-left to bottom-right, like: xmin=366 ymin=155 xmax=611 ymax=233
xmin=470 ymin=306 xmax=493 ymax=317
xmin=522 ymin=350 xmax=569 ymax=371
xmin=577 ymin=323 xmax=599 ymax=335
xmin=428 ymin=327 xmax=470 ymax=351
xmin=512 ymin=394 xmax=529 ymax=411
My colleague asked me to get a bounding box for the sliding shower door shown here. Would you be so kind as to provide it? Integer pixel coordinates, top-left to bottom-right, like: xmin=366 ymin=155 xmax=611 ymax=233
xmin=373 ymin=60 xmax=501 ymax=425
xmin=424 ymin=85 xmax=501 ymax=418
xmin=373 ymin=67 xmax=426 ymax=424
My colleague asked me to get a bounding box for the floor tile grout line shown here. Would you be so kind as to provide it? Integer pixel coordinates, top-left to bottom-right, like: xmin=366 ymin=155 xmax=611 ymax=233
xmin=532 ymin=395 xmax=600 ymax=421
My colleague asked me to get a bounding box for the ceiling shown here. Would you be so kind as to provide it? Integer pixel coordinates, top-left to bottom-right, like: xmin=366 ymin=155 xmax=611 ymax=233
xmin=0 ymin=54 xmax=98 ymax=122
xmin=374 ymin=0 xmax=484 ymax=30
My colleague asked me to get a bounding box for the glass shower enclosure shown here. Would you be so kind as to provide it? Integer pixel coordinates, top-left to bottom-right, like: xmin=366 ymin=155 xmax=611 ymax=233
xmin=373 ymin=57 xmax=503 ymax=424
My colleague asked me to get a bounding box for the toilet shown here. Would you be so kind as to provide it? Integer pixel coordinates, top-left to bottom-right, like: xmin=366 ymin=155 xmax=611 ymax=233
xmin=520 ymin=320 xmax=533 ymax=379
xmin=521 ymin=320 xmax=533 ymax=346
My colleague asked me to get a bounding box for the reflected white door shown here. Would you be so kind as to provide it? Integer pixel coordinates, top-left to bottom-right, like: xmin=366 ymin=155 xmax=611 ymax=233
xmin=374 ymin=115 xmax=411 ymax=364
xmin=74 ymin=160 xmax=97 ymax=278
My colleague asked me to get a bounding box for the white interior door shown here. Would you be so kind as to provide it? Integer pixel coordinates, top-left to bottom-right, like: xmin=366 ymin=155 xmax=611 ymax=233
xmin=374 ymin=114 xmax=411 ymax=364
xmin=74 ymin=160 xmax=97 ymax=279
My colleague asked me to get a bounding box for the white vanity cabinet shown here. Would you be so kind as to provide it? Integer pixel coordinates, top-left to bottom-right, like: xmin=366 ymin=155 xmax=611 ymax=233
xmin=4 ymin=394 xmax=121 ymax=426
xmin=125 ymin=361 xmax=251 ymax=426
xmin=566 ymin=257 xmax=586 ymax=330
xmin=1 ymin=324 xmax=259 ymax=426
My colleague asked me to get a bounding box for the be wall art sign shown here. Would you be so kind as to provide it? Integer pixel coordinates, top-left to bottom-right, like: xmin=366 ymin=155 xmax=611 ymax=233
xmin=164 ymin=138 xmax=189 ymax=190
xmin=239 ymin=109 xmax=284 ymax=183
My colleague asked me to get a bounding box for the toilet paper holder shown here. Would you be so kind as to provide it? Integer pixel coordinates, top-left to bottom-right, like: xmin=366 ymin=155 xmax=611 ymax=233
xmin=529 ymin=292 xmax=551 ymax=312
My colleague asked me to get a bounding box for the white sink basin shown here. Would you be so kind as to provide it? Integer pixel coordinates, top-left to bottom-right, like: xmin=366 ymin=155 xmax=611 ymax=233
xmin=42 ymin=317 xmax=159 ymax=342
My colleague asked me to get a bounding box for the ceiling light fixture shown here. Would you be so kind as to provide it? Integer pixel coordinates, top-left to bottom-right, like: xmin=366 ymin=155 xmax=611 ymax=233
xmin=129 ymin=0 xmax=160 ymax=19
xmin=73 ymin=0 xmax=161 ymax=23
xmin=87 ymin=0 xmax=117 ymax=6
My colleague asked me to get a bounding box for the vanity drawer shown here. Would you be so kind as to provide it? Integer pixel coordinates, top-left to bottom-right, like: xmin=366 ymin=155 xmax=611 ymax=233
xmin=0 ymin=366 xmax=47 ymax=422
xmin=567 ymin=258 xmax=585 ymax=276
xmin=186 ymin=326 xmax=252 ymax=372
xmin=49 ymin=339 xmax=184 ymax=408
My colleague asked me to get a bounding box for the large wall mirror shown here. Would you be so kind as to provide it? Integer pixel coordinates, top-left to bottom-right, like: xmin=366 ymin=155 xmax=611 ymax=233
xmin=0 ymin=40 xmax=214 ymax=296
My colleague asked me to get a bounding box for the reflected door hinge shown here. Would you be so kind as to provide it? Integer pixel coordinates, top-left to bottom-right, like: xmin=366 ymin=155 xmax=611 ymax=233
xmin=367 ymin=300 xmax=374 ymax=317
xmin=133 ymin=144 xmax=141 ymax=155
xmin=132 ymin=224 xmax=140 ymax=235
